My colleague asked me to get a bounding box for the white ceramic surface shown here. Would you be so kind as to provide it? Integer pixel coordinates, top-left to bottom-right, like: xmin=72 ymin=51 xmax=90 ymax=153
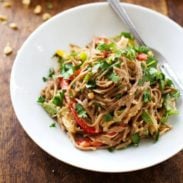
xmin=10 ymin=2 xmax=183 ymax=172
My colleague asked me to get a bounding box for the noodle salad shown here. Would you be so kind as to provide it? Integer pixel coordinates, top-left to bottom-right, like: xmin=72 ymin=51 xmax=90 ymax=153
xmin=37 ymin=32 xmax=180 ymax=150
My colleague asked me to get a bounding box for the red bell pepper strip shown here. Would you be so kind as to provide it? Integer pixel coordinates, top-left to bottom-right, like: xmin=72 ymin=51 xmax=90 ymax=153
xmin=56 ymin=77 xmax=69 ymax=90
xmin=69 ymin=102 xmax=99 ymax=134
xmin=76 ymin=137 xmax=103 ymax=147
xmin=137 ymin=53 xmax=148 ymax=61
xmin=69 ymin=69 xmax=81 ymax=81
xmin=60 ymin=78 xmax=69 ymax=89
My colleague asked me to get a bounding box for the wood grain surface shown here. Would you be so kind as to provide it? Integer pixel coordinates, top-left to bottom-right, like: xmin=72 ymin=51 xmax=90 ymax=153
xmin=0 ymin=0 xmax=183 ymax=182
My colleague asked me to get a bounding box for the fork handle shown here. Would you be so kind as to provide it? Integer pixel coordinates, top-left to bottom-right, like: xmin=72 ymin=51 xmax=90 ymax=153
xmin=107 ymin=0 xmax=145 ymax=45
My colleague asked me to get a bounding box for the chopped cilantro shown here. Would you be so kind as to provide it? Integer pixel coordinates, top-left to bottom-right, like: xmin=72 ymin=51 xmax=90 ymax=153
xmin=49 ymin=122 xmax=56 ymax=128
xmin=100 ymin=61 xmax=111 ymax=70
xmin=75 ymin=103 xmax=87 ymax=118
xmin=143 ymin=90 xmax=151 ymax=103
xmin=61 ymin=63 xmax=75 ymax=79
xmin=165 ymin=79 xmax=173 ymax=87
xmin=123 ymin=47 xmax=136 ymax=59
xmin=48 ymin=68 xmax=55 ymax=78
xmin=52 ymin=91 xmax=65 ymax=106
xmin=120 ymin=32 xmax=134 ymax=40
xmin=42 ymin=68 xmax=55 ymax=82
xmin=108 ymin=72 xmax=120 ymax=83
xmin=37 ymin=96 xmax=45 ymax=103
xmin=143 ymin=67 xmax=165 ymax=85
xmin=131 ymin=133 xmax=140 ymax=145
xmin=97 ymin=42 xmax=116 ymax=51
xmin=52 ymin=96 xmax=61 ymax=106
xmin=134 ymin=45 xmax=150 ymax=53
xmin=86 ymin=80 xmax=96 ymax=89
xmin=103 ymin=113 xmax=113 ymax=122
xmin=42 ymin=77 xmax=47 ymax=82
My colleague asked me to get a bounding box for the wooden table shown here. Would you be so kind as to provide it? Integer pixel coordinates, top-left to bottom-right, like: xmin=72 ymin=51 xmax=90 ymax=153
xmin=0 ymin=0 xmax=183 ymax=182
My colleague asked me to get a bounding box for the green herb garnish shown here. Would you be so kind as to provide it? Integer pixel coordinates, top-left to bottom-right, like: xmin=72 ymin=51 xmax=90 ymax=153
xmin=52 ymin=91 xmax=65 ymax=106
xmin=61 ymin=63 xmax=75 ymax=79
xmin=48 ymin=68 xmax=55 ymax=78
xmin=49 ymin=122 xmax=56 ymax=128
xmin=120 ymin=32 xmax=134 ymax=40
xmin=123 ymin=47 xmax=136 ymax=59
xmin=131 ymin=133 xmax=140 ymax=145
xmin=143 ymin=90 xmax=151 ymax=103
xmin=134 ymin=45 xmax=150 ymax=53
xmin=42 ymin=77 xmax=47 ymax=82
xmin=86 ymin=80 xmax=96 ymax=89
xmin=108 ymin=72 xmax=120 ymax=83
xmin=103 ymin=113 xmax=113 ymax=122
xmin=75 ymin=103 xmax=87 ymax=118
xmin=97 ymin=42 xmax=116 ymax=51
xmin=141 ymin=110 xmax=153 ymax=124
xmin=165 ymin=79 xmax=173 ymax=87
xmin=37 ymin=96 xmax=45 ymax=103
xmin=100 ymin=61 xmax=111 ymax=70
xmin=42 ymin=68 xmax=55 ymax=82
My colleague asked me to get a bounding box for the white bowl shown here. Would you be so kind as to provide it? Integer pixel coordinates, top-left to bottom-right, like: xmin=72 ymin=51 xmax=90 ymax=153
xmin=10 ymin=2 xmax=183 ymax=172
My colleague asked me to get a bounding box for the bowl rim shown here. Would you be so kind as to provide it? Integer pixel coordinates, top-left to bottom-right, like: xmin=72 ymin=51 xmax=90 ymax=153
xmin=10 ymin=2 xmax=183 ymax=173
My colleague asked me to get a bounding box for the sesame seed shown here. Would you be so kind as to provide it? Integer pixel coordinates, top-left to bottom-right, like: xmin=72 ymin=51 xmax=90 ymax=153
xmin=34 ymin=5 xmax=42 ymax=15
xmin=3 ymin=2 xmax=12 ymax=8
xmin=4 ymin=44 xmax=13 ymax=56
xmin=42 ymin=13 xmax=51 ymax=21
xmin=9 ymin=22 xmax=18 ymax=30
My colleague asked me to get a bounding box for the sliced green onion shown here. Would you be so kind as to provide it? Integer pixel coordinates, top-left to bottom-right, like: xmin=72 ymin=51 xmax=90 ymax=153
xmin=141 ymin=110 xmax=153 ymax=124
xmin=131 ymin=133 xmax=140 ymax=145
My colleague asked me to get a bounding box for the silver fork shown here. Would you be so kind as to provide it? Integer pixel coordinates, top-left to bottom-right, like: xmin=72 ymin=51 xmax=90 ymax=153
xmin=107 ymin=0 xmax=183 ymax=94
